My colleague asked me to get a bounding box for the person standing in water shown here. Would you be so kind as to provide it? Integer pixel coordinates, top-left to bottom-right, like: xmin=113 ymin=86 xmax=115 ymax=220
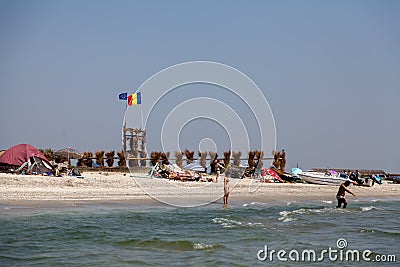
xmin=223 ymin=173 xmax=230 ymax=208
xmin=215 ymin=159 xmax=225 ymax=182
xmin=336 ymin=180 xmax=356 ymax=208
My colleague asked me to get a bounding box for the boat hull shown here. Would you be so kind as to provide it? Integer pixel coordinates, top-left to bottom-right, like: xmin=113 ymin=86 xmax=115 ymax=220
xmin=299 ymin=172 xmax=348 ymax=185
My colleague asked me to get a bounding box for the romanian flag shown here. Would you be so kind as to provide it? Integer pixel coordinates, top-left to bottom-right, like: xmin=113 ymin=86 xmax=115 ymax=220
xmin=128 ymin=92 xmax=142 ymax=106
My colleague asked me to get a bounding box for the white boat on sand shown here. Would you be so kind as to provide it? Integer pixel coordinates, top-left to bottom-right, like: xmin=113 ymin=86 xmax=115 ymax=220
xmin=298 ymin=171 xmax=349 ymax=185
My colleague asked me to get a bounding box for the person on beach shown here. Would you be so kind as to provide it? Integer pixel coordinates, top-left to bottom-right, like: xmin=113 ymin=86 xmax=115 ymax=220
xmin=336 ymin=180 xmax=356 ymax=208
xmin=339 ymin=171 xmax=349 ymax=178
xmin=370 ymin=174 xmax=383 ymax=185
xmin=349 ymin=170 xmax=363 ymax=185
xmin=215 ymin=159 xmax=225 ymax=182
xmin=223 ymin=173 xmax=230 ymax=208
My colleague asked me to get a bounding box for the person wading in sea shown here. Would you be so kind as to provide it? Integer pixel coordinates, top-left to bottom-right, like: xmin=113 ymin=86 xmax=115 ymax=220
xmin=336 ymin=180 xmax=356 ymax=208
xmin=215 ymin=159 xmax=225 ymax=182
xmin=223 ymin=173 xmax=230 ymax=208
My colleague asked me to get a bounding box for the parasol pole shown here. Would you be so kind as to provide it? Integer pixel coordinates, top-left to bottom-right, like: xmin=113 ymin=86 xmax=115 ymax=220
xmin=67 ymin=147 xmax=70 ymax=176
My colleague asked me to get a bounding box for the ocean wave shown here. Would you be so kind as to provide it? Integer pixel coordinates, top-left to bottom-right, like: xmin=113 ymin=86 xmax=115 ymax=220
xmin=115 ymin=238 xmax=223 ymax=251
xmin=115 ymin=239 xmax=140 ymax=246
xmin=278 ymin=211 xmax=297 ymax=222
xmin=278 ymin=207 xmax=342 ymax=222
xmin=360 ymin=206 xmax=380 ymax=212
xmin=242 ymin=202 xmax=268 ymax=207
xmin=212 ymin=217 xmax=243 ymax=228
xmin=1 ymin=205 xmax=30 ymax=211
xmin=193 ymin=242 xmax=220 ymax=250
xmin=212 ymin=217 xmax=265 ymax=228
xmin=278 ymin=205 xmax=383 ymax=223
xmin=246 ymin=222 xmax=264 ymax=226
xmin=360 ymin=228 xmax=400 ymax=237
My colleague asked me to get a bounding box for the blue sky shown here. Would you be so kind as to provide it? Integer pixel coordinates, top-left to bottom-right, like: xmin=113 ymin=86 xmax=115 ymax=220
xmin=1 ymin=0 xmax=399 ymax=172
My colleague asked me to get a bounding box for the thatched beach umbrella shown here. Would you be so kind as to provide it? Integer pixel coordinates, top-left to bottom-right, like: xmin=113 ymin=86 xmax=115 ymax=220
xmin=55 ymin=147 xmax=82 ymax=161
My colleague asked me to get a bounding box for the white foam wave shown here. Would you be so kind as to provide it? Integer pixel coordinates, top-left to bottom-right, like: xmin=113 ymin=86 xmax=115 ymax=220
xmin=292 ymin=208 xmax=307 ymax=215
xmin=212 ymin=217 xmax=243 ymax=228
xmin=360 ymin=229 xmax=375 ymax=233
xmin=193 ymin=242 xmax=217 ymax=250
xmin=279 ymin=207 xmax=337 ymax=222
xmin=243 ymin=202 xmax=267 ymax=207
xmin=278 ymin=211 xmax=297 ymax=222
xmin=247 ymin=222 xmax=264 ymax=227
xmin=361 ymin=206 xmax=377 ymax=212
xmin=212 ymin=217 xmax=264 ymax=228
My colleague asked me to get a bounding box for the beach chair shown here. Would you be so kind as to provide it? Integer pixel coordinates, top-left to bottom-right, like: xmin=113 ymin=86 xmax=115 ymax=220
xmin=241 ymin=159 xmax=261 ymax=179
xmin=241 ymin=167 xmax=254 ymax=179
xmin=149 ymin=162 xmax=161 ymax=177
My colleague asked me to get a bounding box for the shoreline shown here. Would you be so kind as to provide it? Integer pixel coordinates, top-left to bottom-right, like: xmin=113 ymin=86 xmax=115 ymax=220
xmin=1 ymin=172 xmax=399 ymax=209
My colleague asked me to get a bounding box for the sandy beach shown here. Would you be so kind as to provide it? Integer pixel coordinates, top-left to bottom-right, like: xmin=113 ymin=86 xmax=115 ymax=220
xmin=1 ymin=172 xmax=399 ymax=207
xmin=1 ymin=172 xmax=400 ymax=266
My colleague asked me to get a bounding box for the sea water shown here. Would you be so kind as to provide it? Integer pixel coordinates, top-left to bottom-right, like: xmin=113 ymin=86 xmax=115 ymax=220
xmin=1 ymin=199 xmax=399 ymax=266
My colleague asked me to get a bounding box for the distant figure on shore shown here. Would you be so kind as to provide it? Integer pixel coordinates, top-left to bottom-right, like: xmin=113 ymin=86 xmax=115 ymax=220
xmin=280 ymin=149 xmax=286 ymax=172
xmin=216 ymin=159 xmax=225 ymax=182
xmin=223 ymin=173 xmax=230 ymax=208
xmin=349 ymin=170 xmax=363 ymax=185
xmin=336 ymin=180 xmax=356 ymax=208
xmin=272 ymin=149 xmax=287 ymax=172
xmin=369 ymin=175 xmax=383 ymax=185
xmin=339 ymin=170 xmax=349 ymax=178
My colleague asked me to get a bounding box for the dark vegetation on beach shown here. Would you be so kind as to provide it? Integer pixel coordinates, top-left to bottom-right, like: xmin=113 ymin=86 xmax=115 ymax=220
xmin=2 ymin=147 xmax=397 ymax=181
xmin=33 ymin=148 xmax=399 ymax=181
xmin=0 ymin=145 xmax=289 ymax=178
xmin=37 ymin=148 xmax=281 ymax=169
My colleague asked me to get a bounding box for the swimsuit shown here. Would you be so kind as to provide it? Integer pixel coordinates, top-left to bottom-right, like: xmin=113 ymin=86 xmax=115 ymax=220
xmin=224 ymin=178 xmax=230 ymax=194
xmin=336 ymin=195 xmax=346 ymax=203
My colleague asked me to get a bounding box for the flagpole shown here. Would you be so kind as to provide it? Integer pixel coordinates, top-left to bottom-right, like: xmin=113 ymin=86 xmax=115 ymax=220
xmin=123 ymin=98 xmax=127 ymax=129
xmin=140 ymin=106 xmax=144 ymax=130
xmin=123 ymin=96 xmax=127 ymax=157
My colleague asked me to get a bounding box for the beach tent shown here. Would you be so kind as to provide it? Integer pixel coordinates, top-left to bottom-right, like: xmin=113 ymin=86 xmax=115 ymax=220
xmin=0 ymin=144 xmax=53 ymax=174
xmin=184 ymin=162 xmax=207 ymax=172
xmin=29 ymin=156 xmax=53 ymax=174
xmin=13 ymin=156 xmax=53 ymax=174
xmin=0 ymin=144 xmax=49 ymax=166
